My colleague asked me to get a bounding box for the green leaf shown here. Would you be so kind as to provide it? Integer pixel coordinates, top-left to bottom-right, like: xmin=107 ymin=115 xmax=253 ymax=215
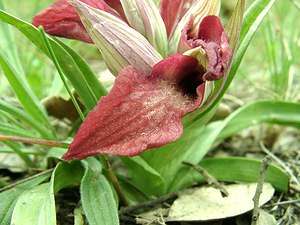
xmin=11 ymin=183 xmax=56 ymax=225
xmin=197 ymin=157 xmax=289 ymax=192
xmin=0 ymin=122 xmax=37 ymax=138
xmin=117 ymin=175 xmax=148 ymax=204
xmin=230 ymin=0 xmax=277 ymax=77
xmin=0 ymin=53 xmax=54 ymax=135
xmin=0 ymin=99 xmax=53 ymax=139
xmin=9 ymin=162 xmax=84 ymax=225
xmin=170 ymin=100 xmax=299 ymax=191
xmin=52 ymin=161 xmax=84 ymax=194
xmin=0 ymin=1 xmax=24 ymax=76
xmin=81 ymin=158 xmax=119 ymax=225
xmin=56 ymin=39 xmax=108 ymax=99
xmin=141 ymin=99 xmax=299 ymax=193
xmin=0 ymin=171 xmax=51 ymax=225
xmin=0 ymin=9 xmax=102 ymax=110
xmin=2 ymin=141 xmax=34 ymax=167
xmin=217 ymin=100 xmax=300 ymax=140
xmin=121 ymin=156 xmax=166 ymax=196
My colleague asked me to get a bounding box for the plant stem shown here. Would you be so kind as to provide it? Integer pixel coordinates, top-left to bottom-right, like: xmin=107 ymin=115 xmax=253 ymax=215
xmin=0 ymin=134 xmax=69 ymax=148
xmin=38 ymin=27 xmax=85 ymax=122
xmin=99 ymin=155 xmax=128 ymax=206
xmin=251 ymin=156 xmax=272 ymax=225
xmin=0 ymin=168 xmax=53 ymax=192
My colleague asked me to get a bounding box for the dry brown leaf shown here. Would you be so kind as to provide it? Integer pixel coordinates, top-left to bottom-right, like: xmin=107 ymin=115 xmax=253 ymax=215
xmin=167 ymin=183 xmax=274 ymax=222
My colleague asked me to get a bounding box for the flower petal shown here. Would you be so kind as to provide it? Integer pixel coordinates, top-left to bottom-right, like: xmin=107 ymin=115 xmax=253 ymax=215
xmin=32 ymin=0 xmax=112 ymax=43
xmin=198 ymin=15 xmax=225 ymax=42
xmin=150 ymin=54 xmax=205 ymax=99
xmin=63 ymin=66 xmax=197 ymax=159
xmin=159 ymin=0 xmax=195 ymax=37
xmin=181 ymin=16 xmax=232 ymax=81
xmin=103 ymin=0 xmax=127 ymax=20
xmin=120 ymin=0 xmax=168 ymax=57
xmin=69 ymin=0 xmax=162 ymax=75
xmin=168 ymin=0 xmax=220 ymax=54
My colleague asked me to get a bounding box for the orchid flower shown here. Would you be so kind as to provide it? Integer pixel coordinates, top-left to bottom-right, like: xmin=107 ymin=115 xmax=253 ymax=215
xmin=33 ymin=0 xmax=244 ymax=160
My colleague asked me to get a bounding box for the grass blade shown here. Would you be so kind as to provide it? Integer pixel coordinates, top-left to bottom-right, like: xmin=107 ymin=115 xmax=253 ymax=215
xmin=0 ymin=53 xmax=54 ymax=135
xmin=0 ymin=1 xmax=24 ymax=75
xmin=56 ymin=39 xmax=108 ymax=99
xmin=39 ymin=27 xmax=85 ymax=121
xmin=0 ymin=99 xmax=53 ymax=139
xmin=0 ymin=9 xmax=103 ymax=110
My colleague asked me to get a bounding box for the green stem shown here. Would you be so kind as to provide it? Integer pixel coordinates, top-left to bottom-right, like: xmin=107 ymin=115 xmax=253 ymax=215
xmin=98 ymin=155 xmax=128 ymax=206
xmin=0 ymin=169 xmax=53 ymax=192
xmin=38 ymin=27 xmax=85 ymax=121
xmin=0 ymin=134 xmax=69 ymax=148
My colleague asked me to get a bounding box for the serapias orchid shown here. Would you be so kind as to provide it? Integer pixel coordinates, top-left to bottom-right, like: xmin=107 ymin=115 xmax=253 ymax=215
xmin=33 ymin=0 xmax=244 ymax=160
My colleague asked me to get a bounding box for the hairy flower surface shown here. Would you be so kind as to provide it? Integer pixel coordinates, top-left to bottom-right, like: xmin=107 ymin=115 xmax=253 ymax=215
xmin=33 ymin=0 xmax=244 ymax=159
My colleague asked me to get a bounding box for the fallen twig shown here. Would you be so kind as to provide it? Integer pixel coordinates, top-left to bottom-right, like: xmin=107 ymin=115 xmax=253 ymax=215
xmin=277 ymin=205 xmax=294 ymax=225
xmin=119 ymin=192 xmax=178 ymax=215
xmin=182 ymin=161 xmax=229 ymax=197
xmin=251 ymin=156 xmax=272 ymax=225
xmin=260 ymin=141 xmax=300 ymax=185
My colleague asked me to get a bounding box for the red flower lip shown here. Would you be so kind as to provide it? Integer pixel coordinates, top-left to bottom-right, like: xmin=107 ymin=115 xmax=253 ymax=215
xmin=63 ymin=54 xmax=206 ymax=160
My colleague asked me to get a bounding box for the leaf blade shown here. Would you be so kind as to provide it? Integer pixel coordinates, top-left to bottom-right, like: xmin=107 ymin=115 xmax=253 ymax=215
xmin=0 ymin=171 xmax=51 ymax=225
xmin=11 ymin=183 xmax=56 ymax=225
xmin=81 ymin=158 xmax=119 ymax=225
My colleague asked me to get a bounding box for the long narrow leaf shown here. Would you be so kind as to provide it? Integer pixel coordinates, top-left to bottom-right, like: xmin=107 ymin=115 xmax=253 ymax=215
xmin=0 ymin=1 xmax=24 ymax=75
xmin=0 ymin=99 xmax=53 ymax=139
xmin=0 ymin=122 xmax=38 ymax=138
xmin=56 ymin=39 xmax=108 ymax=99
xmin=0 ymin=10 xmax=103 ymax=110
xmin=121 ymin=156 xmax=166 ymax=196
xmin=0 ymin=53 xmax=53 ymax=134
xmin=170 ymin=99 xmax=299 ymax=191
xmin=81 ymin=158 xmax=119 ymax=225
xmin=217 ymin=100 xmax=300 ymax=140
xmin=197 ymin=157 xmax=289 ymax=192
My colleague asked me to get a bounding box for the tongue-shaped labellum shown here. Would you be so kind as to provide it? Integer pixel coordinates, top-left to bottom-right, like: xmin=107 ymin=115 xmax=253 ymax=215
xmin=63 ymin=54 xmax=205 ymax=160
